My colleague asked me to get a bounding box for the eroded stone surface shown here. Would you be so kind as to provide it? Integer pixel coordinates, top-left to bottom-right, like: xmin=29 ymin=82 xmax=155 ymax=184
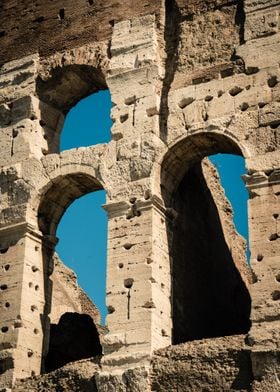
xmin=1 ymin=0 xmax=280 ymax=390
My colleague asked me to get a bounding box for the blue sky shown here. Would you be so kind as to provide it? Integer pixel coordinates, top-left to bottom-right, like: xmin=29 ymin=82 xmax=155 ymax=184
xmin=56 ymin=90 xmax=249 ymax=324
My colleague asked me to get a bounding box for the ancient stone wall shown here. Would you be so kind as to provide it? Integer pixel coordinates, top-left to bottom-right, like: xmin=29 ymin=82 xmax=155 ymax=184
xmin=1 ymin=0 xmax=280 ymax=390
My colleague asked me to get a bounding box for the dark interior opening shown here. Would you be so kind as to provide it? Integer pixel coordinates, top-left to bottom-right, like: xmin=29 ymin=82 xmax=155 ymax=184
xmin=45 ymin=312 xmax=102 ymax=372
xmin=171 ymin=161 xmax=251 ymax=344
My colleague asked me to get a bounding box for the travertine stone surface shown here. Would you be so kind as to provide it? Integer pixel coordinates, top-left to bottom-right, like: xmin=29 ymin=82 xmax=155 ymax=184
xmin=1 ymin=0 xmax=280 ymax=390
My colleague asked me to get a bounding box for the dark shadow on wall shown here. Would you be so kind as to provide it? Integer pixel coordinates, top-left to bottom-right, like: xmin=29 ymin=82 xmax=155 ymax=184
xmin=170 ymin=162 xmax=251 ymax=344
xmin=45 ymin=312 xmax=102 ymax=372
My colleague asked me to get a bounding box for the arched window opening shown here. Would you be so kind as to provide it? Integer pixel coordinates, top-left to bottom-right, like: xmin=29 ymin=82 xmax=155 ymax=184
xmin=209 ymin=154 xmax=249 ymax=260
xmin=38 ymin=174 xmax=106 ymax=372
xmin=60 ymin=90 xmax=111 ymax=150
xmin=161 ymin=133 xmax=252 ymax=345
xmin=36 ymin=64 xmax=111 ymax=154
xmin=56 ymin=190 xmax=107 ymax=323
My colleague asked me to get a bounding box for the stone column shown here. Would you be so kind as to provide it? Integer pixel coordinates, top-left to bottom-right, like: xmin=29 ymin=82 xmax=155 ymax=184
xmin=244 ymin=169 xmax=280 ymax=382
xmin=0 ymin=223 xmax=46 ymax=387
xmin=100 ymin=195 xmax=171 ymax=383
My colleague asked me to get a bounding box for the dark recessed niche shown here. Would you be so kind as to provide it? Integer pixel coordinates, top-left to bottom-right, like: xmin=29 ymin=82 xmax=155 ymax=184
xmin=58 ymin=9 xmax=65 ymax=20
xmin=88 ymin=0 xmax=94 ymax=5
xmin=0 ymin=31 xmax=5 ymax=37
xmin=33 ymin=16 xmax=45 ymax=23
xmin=45 ymin=312 xmax=102 ymax=372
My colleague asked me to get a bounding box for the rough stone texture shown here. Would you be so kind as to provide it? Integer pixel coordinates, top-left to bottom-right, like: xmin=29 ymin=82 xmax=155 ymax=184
xmin=151 ymin=335 xmax=253 ymax=392
xmin=12 ymin=358 xmax=100 ymax=392
xmin=50 ymin=254 xmax=101 ymax=326
xmin=1 ymin=0 xmax=280 ymax=390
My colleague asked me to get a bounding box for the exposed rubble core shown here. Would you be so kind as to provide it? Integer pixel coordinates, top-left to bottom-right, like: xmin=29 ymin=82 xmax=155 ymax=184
xmin=1 ymin=0 xmax=280 ymax=390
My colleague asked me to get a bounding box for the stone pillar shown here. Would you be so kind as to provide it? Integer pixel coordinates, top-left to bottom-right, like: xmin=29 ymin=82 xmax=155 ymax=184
xmin=0 ymin=223 xmax=46 ymax=388
xmin=101 ymin=195 xmax=171 ymax=377
xmin=244 ymin=169 xmax=280 ymax=382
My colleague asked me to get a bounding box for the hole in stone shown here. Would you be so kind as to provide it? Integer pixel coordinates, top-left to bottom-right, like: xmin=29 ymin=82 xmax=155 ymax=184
xmin=178 ymin=97 xmax=194 ymax=109
xmin=229 ymin=86 xmax=243 ymax=96
xmin=107 ymin=305 xmax=115 ymax=314
xmin=31 ymin=305 xmax=38 ymax=312
xmin=0 ymin=248 xmax=9 ymax=254
xmin=276 ymin=273 xmax=280 ymax=283
xmin=144 ymin=190 xmax=151 ymax=200
xmin=31 ymin=266 xmax=39 ymax=272
xmin=27 ymin=350 xmax=33 ymax=358
xmin=58 ymin=9 xmax=65 ymax=20
xmin=129 ymin=197 xmax=137 ymax=204
xmin=31 ymin=370 xmax=36 ymax=376
xmin=118 ymin=263 xmax=124 ymax=269
xmin=252 ymin=271 xmax=258 ymax=284
xmin=124 ymin=96 xmax=136 ymax=105
xmin=245 ymin=67 xmax=259 ymax=75
xmin=267 ymin=76 xmax=278 ymax=88
xmin=269 ymin=233 xmax=279 ymax=241
xmin=273 ymin=213 xmax=279 ymax=220
xmin=270 ymin=121 xmax=280 ymax=129
xmin=5 ymin=302 xmax=10 ymax=308
xmin=220 ymin=68 xmax=234 ymax=78
xmin=257 ymin=254 xmax=263 ymax=262
xmin=39 ymin=120 xmax=46 ymax=127
xmin=4 ymin=264 xmax=10 ymax=271
xmin=34 ymin=285 xmax=39 ymax=291
xmin=1 ymin=327 xmax=8 ymax=333
xmin=240 ymin=102 xmax=249 ymax=111
xmin=45 ymin=312 xmax=102 ymax=372
xmin=0 ymin=285 xmax=8 ymax=290
xmin=12 ymin=129 xmax=18 ymax=138
xmin=34 ymin=16 xmax=45 ymax=23
xmin=28 ymin=282 xmax=33 ymax=288
xmin=88 ymin=0 xmax=94 ymax=4
xmin=0 ymin=31 xmax=5 ymax=37
xmin=120 ymin=113 xmax=128 ymax=123
xmin=271 ymin=290 xmax=280 ymax=300
xmin=204 ymin=95 xmax=213 ymax=102
xmin=124 ymin=278 xmax=134 ymax=289
xmin=33 ymin=328 xmax=39 ymax=334
xmin=123 ymin=243 xmax=133 ymax=250
xmin=217 ymin=90 xmax=224 ymax=97
xmin=109 ymin=20 xmax=115 ymax=27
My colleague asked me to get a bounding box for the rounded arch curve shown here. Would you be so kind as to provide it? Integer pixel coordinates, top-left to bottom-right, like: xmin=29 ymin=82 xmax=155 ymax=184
xmin=157 ymin=129 xmax=252 ymax=344
xmin=159 ymin=130 xmax=250 ymax=203
xmin=38 ymin=171 xmax=104 ymax=237
xmin=35 ymin=54 xmax=111 ymax=155
xmin=36 ymin=64 xmax=107 ymax=115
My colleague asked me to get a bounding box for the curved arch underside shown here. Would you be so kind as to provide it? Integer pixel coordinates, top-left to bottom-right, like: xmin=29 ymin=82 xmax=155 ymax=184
xmin=161 ymin=132 xmax=243 ymax=200
xmin=161 ymin=132 xmax=251 ymax=344
xmin=38 ymin=172 xmax=103 ymax=236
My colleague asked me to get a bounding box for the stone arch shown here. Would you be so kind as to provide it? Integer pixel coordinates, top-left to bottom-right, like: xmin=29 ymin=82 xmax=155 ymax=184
xmin=38 ymin=170 xmax=104 ymax=237
xmin=159 ymin=131 xmax=252 ymax=344
xmin=35 ymin=48 xmax=110 ymax=154
xmin=160 ymin=130 xmax=250 ymax=203
xmin=36 ymin=159 xmax=108 ymax=371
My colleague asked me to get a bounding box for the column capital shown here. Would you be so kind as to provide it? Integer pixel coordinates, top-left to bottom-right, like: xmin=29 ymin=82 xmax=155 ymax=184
xmin=103 ymin=194 xmax=176 ymax=221
xmin=242 ymin=169 xmax=280 ymax=190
